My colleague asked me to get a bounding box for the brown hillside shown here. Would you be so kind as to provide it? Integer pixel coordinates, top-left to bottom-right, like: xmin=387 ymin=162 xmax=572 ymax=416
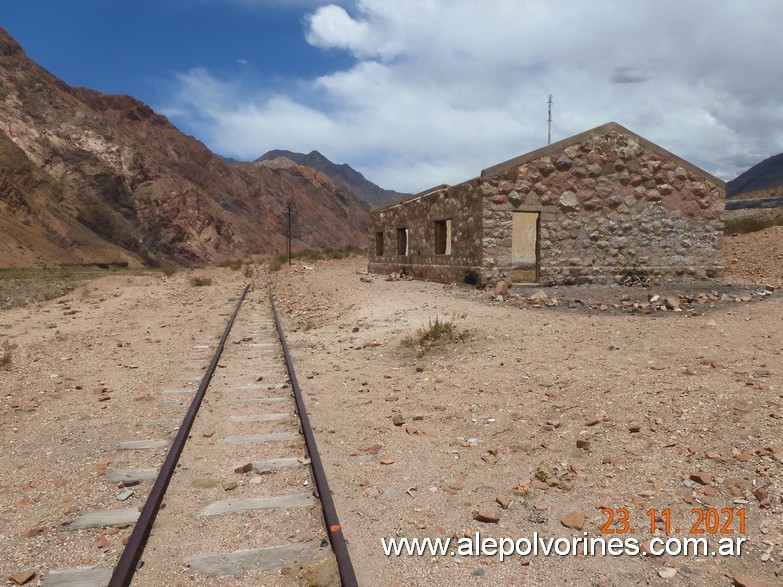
xmin=0 ymin=27 xmax=369 ymax=268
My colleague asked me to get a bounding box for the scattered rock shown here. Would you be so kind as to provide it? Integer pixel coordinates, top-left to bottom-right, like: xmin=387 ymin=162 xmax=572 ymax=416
xmin=473 ymin=510 xmax=500 ymax=524
xmin=8 ymin=571 xmax=36 ymax=585
xmin=689 ymin=472 xmax=713 ymax=485
xmin=560 ymin=511 xmax=585 ymax=530
xmin=392 ymin=413 xmax=405 ymax=426
xmin=234 ymin=462 xmax=253 ymax=474
xmin=658 ymin=567 xmax=677 ymax=579
xmin=529 ymin=291 xmax=550 ymax=304
xmin=733 ymin=574 xmax=773 ymax=587
xmin=495 ymin=280 xmax=508 ymax=298
xmin=495 ymin=495 xmax=510 ymax=510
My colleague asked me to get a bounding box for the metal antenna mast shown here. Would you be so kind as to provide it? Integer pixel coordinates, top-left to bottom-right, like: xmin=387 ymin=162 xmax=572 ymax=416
xmin=547 ymin=94 xmax=553 ymax=145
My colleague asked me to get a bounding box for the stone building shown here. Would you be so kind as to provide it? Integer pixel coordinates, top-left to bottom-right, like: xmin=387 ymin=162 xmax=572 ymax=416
xmin=368 ymin=122 xmax=725 ymax=286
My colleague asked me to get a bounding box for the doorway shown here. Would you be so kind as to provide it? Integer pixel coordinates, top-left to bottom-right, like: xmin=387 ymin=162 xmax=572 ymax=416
xmin=511 ymin=212 xmax=539 ymax=283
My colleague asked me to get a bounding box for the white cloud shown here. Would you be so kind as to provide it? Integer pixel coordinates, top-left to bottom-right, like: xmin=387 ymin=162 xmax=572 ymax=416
xmin=160 ymin=0 xmax=783 ymax=193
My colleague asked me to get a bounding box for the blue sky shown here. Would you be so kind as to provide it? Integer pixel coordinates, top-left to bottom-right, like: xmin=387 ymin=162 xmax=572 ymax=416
xmin=3 ymin=1 xmax=783 ymax=193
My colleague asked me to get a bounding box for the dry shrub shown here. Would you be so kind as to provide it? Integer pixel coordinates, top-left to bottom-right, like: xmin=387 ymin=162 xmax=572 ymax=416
xmin=190 ymin=276 xmax=213 ymax=287
xmin=1 ymin=339 xmax=18 ymax=370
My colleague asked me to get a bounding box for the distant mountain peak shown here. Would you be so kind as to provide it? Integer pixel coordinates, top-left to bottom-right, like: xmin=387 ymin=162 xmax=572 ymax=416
xmin=255 ymin=150 xmax=409 ymax=207
xmin=727 ymin=152 xmax=783 ymax=198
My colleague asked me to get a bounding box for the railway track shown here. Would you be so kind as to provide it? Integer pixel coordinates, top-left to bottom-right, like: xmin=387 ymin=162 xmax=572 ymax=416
xmin=43 ymin=285 xmax=356 ymax=586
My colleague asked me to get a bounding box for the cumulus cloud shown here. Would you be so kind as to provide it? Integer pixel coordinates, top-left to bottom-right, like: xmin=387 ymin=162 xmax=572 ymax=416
xmin=160 ymin=0 xmax=783 ymax=193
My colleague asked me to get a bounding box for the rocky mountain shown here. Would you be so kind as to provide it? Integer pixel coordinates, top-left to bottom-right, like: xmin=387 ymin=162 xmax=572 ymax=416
xmin=256 ymin=149 xmax=409 ymax=207
xmin=727 ymin=153 xmax=783 ymax=198
xmin=0 ymin=27 xmax=369 ymax=268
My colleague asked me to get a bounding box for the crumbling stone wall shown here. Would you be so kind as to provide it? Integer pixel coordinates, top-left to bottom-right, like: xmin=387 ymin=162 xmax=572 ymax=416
xmin=479 ymin=126 xmax=725 ymax=285
xmin=368 ymin=181 xmax=483 ymax=283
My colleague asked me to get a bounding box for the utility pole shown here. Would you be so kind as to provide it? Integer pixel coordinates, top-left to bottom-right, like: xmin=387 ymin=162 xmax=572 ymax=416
xmin=287 ymin=201 xmax=292 ymax=266
xmin=547 ymin=94 xmax=553 ymax=145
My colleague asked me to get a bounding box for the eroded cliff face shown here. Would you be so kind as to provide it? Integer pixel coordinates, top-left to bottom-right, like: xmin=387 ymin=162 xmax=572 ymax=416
xmin=0 ymin=28 xmax=369 ymax=267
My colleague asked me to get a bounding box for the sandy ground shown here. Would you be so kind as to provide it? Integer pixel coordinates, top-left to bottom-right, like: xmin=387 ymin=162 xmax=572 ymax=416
xmin=1 ymin=228 xmax=782 ymax=587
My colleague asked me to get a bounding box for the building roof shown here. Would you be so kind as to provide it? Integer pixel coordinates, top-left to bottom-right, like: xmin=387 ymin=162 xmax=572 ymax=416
xmin=480 ymin=121 xmax=726 ymax=187
xmin=372 ymin=121 xmax=725 ymax=215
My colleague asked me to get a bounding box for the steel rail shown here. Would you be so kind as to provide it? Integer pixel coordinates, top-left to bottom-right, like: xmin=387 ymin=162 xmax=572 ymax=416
xmin=108 ymin=284 xmax=250 ymax=587
xmin=269 ymin=288 xmax=358 ymax=587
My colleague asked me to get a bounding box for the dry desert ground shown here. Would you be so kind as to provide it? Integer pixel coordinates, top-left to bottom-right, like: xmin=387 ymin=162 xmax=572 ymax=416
xmin=1 ymin=227 xmax=783 ymax=587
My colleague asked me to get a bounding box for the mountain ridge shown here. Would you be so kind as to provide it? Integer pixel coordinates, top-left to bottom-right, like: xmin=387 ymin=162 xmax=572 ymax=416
xmin=0 ymin=27 xmax=370 ymax=268
xmin=256 ymin=149 xmax=409 ymax=207
xmin=727 ymin=152 xmax=783 ymax=198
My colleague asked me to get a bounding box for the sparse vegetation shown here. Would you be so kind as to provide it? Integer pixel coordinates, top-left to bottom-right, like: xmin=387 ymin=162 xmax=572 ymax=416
xmin=403 ymin=316 xmax=468 ymax=349
xmin=160 ymin=264 xmax=178 ymax=277
xmin=190 ymin=276 xmax=213 ymax=287
xmin=1 ymin=338 xmax=17 ymax=370
xmin=268 ymin=245 xmax=364 ymax=272
xmin=217 ymin=258 xmax=244 ymax=271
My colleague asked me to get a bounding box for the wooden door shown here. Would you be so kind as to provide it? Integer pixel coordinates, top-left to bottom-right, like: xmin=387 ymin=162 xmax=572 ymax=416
xmin=511 ymin=212 xmax=538 ymax=282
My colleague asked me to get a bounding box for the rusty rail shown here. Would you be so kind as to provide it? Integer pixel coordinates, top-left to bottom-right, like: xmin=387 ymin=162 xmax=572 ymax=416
xmin=269 ymin=288 xmax=358 ymax=587
xmin=108 ymin=284 xmax=250 ymax=587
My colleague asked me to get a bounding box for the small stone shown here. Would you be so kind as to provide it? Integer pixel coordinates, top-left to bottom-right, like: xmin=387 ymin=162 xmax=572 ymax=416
xmin=481 ymin=453 xmax=497 ymax=465
xmin=223 ymin=481 xmax=238 ymax=491
xmin=705 ymin=450 xmax=720 ymax=459
xmin=531 ymin=480 xmax=549 ymax=491
xmin=561 ymin=511 xmax=585 ymax=530
xmin=585 ymin=417 xmax=602 ymax=426
xmin=21 ymin=527 xmax=44 ymax=538
xmin=392 ymin=414 xmax=405 ymax=426
xmin=495 ymin=495 xmax=510 ymax=509
xmin=379 ymin=457 xmax=395 ymax=465
xmin=473 ymin=510 xmax=500 ymax=524
xmin=234 ymin=463 xmax=253 ymax=474
xmin=576 ymin=439 xmax=591 ymax=450
xmin=116 ymin=490 xmax=134 ymax=501
xmin=658 ymin=567 xmax=677 ymax=579
xmin=690 ymin=472 xmax=713 ymax=485
xmin=663 ymin=297 xmax=680 ymax=310
xmin=495 ymin=280 xmax=509 ymax=298
xmin=516 ymin=483 xmax=529 ymax=497
xmin=628 ymin=423 xmax=642 ymax=433
xmin=96 ymin=536 xmax=109 ymax=549
xmin=733 ymin=574 xmax=773 ymax=587
xmin=8 ymin=570 xmax=36 ymax=585
xmin=473 ymin=568 xmax=486 ymax=577
xmin=529 ymin=291 xmax=550 ymax=303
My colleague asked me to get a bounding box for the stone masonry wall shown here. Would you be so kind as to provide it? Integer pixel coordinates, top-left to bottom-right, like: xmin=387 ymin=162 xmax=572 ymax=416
xmin=479 ymin=128 xmax=725 ymax=285
xmin=368 ymin=181 xmax=483 ymax=283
